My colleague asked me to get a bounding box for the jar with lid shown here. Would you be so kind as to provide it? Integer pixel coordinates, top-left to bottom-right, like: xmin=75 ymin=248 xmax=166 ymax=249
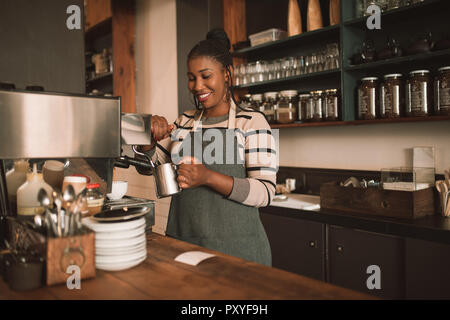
xmin=358 ymin=77 xmax=379 ymax=120
xmin=324 ymin=89 xmax=340 ymax=121
xmin=276 ymin=90 xmax=298 ymax=124
xmin=406 ymin=70 xmax=432 ymax=117
xmin=310 ymin=91 xmax=324 ymax=122
xmin=85 ymin=183 xmax=105 ymax=216
xmin=263 ymin=92 xmax=278 ymax=123
xmin=240 ymin=94 xmax=252 ymax=109
xmin=434 ymin=66 xmax=450 ymax=116
xmin=380 ymin=74 xmax=404 ymax=118
xmin=251 ymin=94 xmax=264 ymax=112
xmin=298 ymin=94 xmax=310 ymax=121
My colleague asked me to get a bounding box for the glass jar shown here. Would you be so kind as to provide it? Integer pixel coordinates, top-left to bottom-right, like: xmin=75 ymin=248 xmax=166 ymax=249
xmin=85 ymin=183 xmax=104 ymax=216
xmin=276 ymin=90 xmax=298 ymax=124
xmin=298 ymin=94 xmax=310 ymax=121
xmin=406 ymin=70 xmax=431 ymax=117
xmin=380 ymin=74 xmax=403 ymax=118
xmin=434 ymin=66 xmax=450 ymax=116
xmin=251 ymin=94 xmax=264 ymax=112
xmin=263 ymin=92 xmax=278 ymax=124
xmin=324 ymin=89 xmax=340 ymax=121
xmin=240 ymin=94 xmax=252 ymax=109
xmin=310 ymin=90 xmax=324 ymax=122
xmin=358 ymin=77 xmax=378 ymax=120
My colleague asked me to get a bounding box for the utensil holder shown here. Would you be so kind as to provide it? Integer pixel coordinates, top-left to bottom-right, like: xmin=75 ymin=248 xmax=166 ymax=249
xmin=46 ymin=227 xmax=96 ymax=286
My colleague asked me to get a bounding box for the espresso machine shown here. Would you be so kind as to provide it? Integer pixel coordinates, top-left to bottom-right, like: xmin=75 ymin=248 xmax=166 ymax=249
xmin=0 ymin=88 xmax=155 ymax=244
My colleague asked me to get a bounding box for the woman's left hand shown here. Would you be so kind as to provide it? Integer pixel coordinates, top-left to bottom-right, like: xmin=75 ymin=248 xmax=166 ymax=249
xmin=177 ymin=157 xmax=210 ymax=189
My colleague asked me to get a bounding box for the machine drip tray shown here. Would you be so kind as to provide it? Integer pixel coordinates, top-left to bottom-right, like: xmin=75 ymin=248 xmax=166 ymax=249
xmin=102 ymin=196 xmax=155 ymax=233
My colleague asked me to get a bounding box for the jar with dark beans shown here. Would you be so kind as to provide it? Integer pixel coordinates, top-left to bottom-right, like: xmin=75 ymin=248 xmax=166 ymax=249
xmin=310 ymin=90 xmax=324 ymax=122
xmin=262 ymin=92 xmax=278 ymax=124
xmin=298 ymin=94 xmax=310 ymax=121
xmin=435 ymin=66 xmax=450 ymax=116
xmin=358 ymin=77 xmax=378 ymax=120
xmin=406 ymin=70 xmax=432 ymax=117
xmin=251 ymin=94 xmax=264 ymax=113
xmin=324 ymin=89 xmax=340 ymax=121
xmin=380 ymin=74 xmax=404 ymax=118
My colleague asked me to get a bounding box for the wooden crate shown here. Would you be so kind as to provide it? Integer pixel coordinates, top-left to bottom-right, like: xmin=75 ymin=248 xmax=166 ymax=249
xmin=46 ymin=228 xmax=96 ymax=286
xmin=320 ymin=182 xmax=435 ymax=219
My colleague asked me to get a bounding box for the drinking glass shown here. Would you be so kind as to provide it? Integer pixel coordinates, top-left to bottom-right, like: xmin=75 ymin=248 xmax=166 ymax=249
xmin=296 ymin=56 xmax=305 ymax=75
xmin=247 ymin=62 xmax=256 ymax=83
xmin=274 ymin=59 xmax=283 ymax=79
xmin=234 ymin=65 xmax=241 ymax=86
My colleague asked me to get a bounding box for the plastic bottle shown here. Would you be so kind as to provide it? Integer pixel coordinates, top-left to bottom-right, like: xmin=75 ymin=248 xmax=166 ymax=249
xmin=16 ymin=163 xmax=53 ymax=216
xmin=6 ymin=160 xmax=30 ymax=213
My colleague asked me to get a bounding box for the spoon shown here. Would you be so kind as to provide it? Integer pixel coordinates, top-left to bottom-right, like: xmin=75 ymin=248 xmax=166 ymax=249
xmin=37 ymin=188 xmax=51 ymax=210
xmin=444 ymin=170 xmax=450 ymax=188
xmin=53 ymin=190 xmax=63 ymax=237
xmin=62 ymin=184 xmax=76 ymax=209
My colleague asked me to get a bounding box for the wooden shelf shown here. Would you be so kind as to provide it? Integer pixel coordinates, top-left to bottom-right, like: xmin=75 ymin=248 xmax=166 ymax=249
xmin=85 ymin=17 xmax=112 ymax=43
xmin=232 ymin=25 xmax=340 ymax=56
xmin=86 ymin=72 xmax=112 ymax=83
xmin=343 ymin=0 xmax=446 ymax=27
xmin=233 ymin=69 xmax=341 ymax=90
xmin=345 ymin=48 xmax=450 ymax=72
xmin=270 ymin=116 xmax=450 ymax=129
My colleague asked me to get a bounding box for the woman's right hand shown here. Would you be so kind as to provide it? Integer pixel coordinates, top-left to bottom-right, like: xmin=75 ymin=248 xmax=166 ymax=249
xmin=151 ymin=115 xmax=174 ymax=142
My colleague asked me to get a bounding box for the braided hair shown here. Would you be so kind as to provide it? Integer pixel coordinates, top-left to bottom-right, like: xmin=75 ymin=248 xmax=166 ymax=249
xmin=188 ymin=28 xmax=241 ymax=111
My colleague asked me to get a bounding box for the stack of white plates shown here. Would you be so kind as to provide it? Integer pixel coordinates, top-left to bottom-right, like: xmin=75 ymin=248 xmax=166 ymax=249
xmin=82 ymin=217 xmax=147 ymax=271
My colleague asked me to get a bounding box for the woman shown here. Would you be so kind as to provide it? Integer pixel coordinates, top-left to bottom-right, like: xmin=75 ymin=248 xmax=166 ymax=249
xmin=137 ymin=29 xmax=276 ymax=266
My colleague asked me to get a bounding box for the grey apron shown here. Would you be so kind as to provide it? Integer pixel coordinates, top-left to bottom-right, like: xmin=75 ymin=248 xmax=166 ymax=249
xmin=166 ymin=104 xmax=272 ymax=266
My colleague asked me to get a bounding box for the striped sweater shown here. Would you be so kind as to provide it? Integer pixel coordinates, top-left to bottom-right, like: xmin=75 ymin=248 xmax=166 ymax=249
xmin=136 ymin=107 xmax=278 ymax=208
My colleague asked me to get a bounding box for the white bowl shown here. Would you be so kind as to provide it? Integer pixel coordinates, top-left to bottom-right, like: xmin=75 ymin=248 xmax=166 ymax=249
xmin=107 ymin=181 xmax=128 ymax=200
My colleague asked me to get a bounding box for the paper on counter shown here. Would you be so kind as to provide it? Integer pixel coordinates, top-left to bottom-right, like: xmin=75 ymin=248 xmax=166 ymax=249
xmin=174 ymin=251 xmax=216 ymax=266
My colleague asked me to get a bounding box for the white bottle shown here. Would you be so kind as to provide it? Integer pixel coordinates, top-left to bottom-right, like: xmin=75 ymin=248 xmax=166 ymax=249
xmin=6 ymin=160 xmax=30 ymax=212
xmin=16 ymin=163 xmax=53 ymax=216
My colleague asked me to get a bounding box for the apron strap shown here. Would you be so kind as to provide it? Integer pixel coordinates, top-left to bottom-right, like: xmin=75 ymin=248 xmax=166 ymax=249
xmin=228 ymin=100 xmax=236 ymax=130
xmin=192 ymin=102 xmax=237 ymax=131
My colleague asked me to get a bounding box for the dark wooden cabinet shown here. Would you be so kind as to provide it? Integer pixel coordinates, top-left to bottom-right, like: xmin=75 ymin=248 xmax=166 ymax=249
xmin=405 ymin=238 xmax=450 ymax=299
xmin=328 ymin=225 xmax=405 ymax=299
xmin=260 ymin=212 xmax=325 ymax=281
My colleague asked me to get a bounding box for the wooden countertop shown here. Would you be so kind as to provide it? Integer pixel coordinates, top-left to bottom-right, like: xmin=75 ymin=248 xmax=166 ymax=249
xmin=0 ymin=233 xmax=375 ymax=300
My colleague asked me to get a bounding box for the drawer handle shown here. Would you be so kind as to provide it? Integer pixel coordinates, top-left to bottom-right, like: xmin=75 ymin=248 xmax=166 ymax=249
xmin=337 ymin=245 xmax=344 ymax=253
xmin=309 ymin=241 xmax=316 ymax=248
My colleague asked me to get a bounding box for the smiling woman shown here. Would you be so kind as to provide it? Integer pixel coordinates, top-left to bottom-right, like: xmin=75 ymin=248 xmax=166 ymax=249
xmin=135 ymin=28 xmax=277 ymax=266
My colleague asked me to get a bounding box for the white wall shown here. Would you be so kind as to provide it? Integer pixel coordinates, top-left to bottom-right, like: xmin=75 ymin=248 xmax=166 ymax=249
xmin=278 ymin=121 xmax=450 ymax=174
xmin=115 ymin=0 xmax=178 ymax=235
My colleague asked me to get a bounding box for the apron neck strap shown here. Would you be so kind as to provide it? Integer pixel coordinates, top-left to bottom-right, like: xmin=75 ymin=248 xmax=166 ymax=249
xmin=193 ymin=101 xmax=237 ymax=131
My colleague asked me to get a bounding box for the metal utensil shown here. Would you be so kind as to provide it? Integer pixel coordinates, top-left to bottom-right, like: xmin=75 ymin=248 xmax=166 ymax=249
xmin=37 ymin=188 xmax=51 ymax=210
xmin=52 ymin=190 xmax=62 ymax=237
xmin=62 ymin=184 xmax=76 ymax=208
xmin=445 ymin=170 xmax=450 ymax=188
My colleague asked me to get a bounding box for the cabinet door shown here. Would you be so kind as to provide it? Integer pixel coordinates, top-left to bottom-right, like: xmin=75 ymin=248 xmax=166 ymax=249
xmin=259 ymin=212 xmax=325 ymax=281
xmin=328 ymin=226 xmax=405 ymax=299
xmin=405 ymin=238 xmax=450 ymax=299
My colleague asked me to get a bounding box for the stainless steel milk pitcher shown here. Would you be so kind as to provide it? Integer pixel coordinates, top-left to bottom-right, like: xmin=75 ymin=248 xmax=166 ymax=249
xmin=132 ymin=146 xmax=181 ymax=199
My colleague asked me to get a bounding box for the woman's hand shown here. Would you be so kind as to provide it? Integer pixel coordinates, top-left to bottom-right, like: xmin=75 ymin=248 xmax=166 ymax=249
xmin=177 ymin=157 xmax=210 ymax=189
xmin=151 ymin=115 xmax=174 ymax=142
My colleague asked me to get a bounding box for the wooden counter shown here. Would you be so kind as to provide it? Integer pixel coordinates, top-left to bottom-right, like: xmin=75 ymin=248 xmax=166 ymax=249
xmin=0 ymin=233 xmax=375 ymax=300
